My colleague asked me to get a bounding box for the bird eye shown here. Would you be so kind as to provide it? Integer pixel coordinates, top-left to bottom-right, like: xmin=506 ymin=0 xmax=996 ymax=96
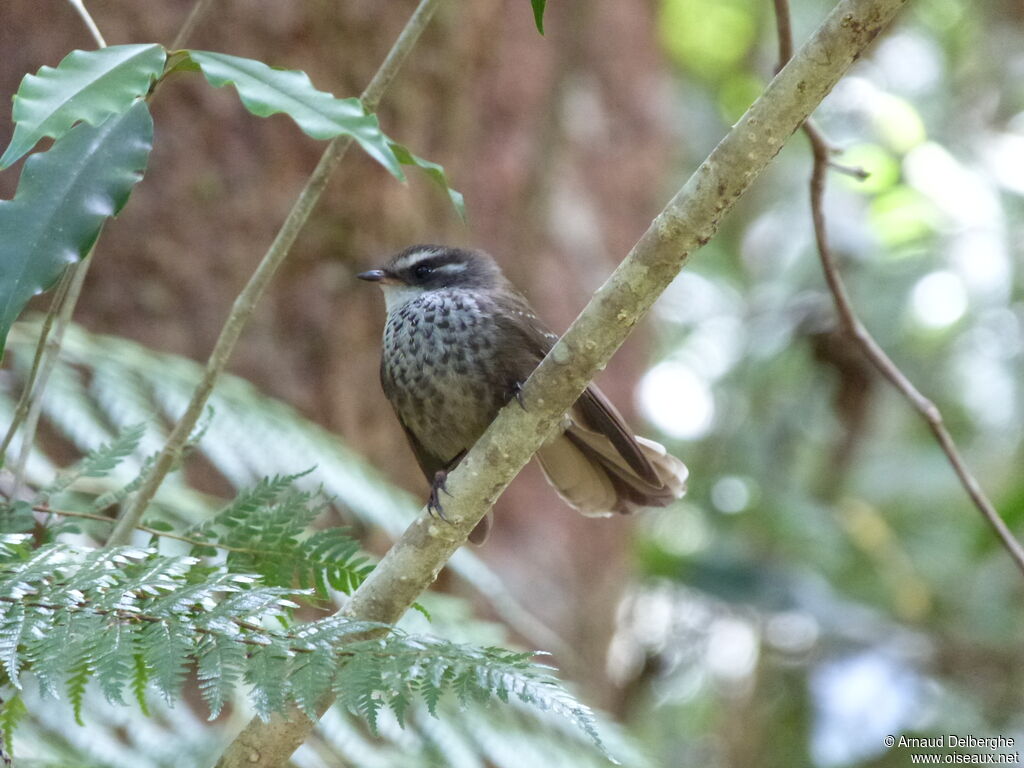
xmin=413 ymin=264 xmax=434 ymax=280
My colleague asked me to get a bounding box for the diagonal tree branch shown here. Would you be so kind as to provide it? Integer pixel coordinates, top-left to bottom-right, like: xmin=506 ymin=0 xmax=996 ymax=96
xmin=214 ymin=0 xmax=910 ymax=765
xmin=771 ymin=0 xmax=1024 ymax=575
xmin=108 ymin=0 xmax=444 ymax=545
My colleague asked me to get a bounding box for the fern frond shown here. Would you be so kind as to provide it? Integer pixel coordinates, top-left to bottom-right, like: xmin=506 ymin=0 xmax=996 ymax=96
xmin=335 ymin=643 xmax=386 ymax=733
xmin=139 ymin=619 xmax=190 ymax=704
xmin=331 ymin=634 xmax=611 ymax=756
xmin=0 ymin=521 xmax=608 ymax=755
xmin=288 ymin=647 xmax=337 ymax=718
xmin=94 ymin=621 xmax=135 ymax=705
xmin=196 ymin=633 xmax=246 ymax=720
xmin=66 ymin=638 xmax=95 ymax=727
xmin=89 ymin=451 xmax=158 ymax=512
xmin=188 ymin=476 xmax=373 ymax=598
xmin=188 ymin=471 xmax=313 ymax=539
xmin=245 ymin=641 xmax=292 ymax=720
xmin=42 ymin=422 xmax=146 ymax=500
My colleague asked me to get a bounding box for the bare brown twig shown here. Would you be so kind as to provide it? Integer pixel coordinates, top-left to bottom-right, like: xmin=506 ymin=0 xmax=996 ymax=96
xmin=772 ymin=0 xmax=1024 ymax=575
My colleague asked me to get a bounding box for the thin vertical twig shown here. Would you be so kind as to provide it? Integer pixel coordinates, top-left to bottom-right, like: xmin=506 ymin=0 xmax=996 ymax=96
xmin=65 ymin=0 xmax=107 ymax=48
xmin=108 ymin=0 xmax=444 ymax=546
xmin=0 ymin=268 xmax=73 ymax=460
xmin=169 ymin=0 xmax=217 ymax=51
xmin=10 ymin=252 xmax=93 ymax=497
xmin=772 ymin=0 xmax=1024 ymax=575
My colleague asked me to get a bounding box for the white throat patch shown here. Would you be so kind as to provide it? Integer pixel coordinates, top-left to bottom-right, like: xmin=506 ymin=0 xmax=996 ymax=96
xmin=381 ymin=283 xmax=427 ymax=313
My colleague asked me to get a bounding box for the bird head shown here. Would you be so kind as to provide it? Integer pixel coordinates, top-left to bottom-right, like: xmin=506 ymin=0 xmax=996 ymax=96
xmin=358 ymin=245 xmax=505 ymax=311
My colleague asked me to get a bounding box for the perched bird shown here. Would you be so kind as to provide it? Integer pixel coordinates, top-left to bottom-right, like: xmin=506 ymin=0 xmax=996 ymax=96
xmin=358 ymin=245 xmax=688 ymax=543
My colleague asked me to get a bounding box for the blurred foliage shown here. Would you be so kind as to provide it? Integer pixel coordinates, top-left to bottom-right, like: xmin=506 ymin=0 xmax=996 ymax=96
xmin=2 ymin=0 xmax=1023 ymax=766
xmin=621 ymin=0 xmax=1024 ymax=766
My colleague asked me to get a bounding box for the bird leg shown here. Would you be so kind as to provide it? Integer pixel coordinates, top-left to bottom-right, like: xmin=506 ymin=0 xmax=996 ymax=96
xmin=509 ymin=380 xmax=527 ymax=410
xmin=427 ymin=470 xmax=451 ymax=521
xmin=427 ymin=450 xmax=466 ymax=522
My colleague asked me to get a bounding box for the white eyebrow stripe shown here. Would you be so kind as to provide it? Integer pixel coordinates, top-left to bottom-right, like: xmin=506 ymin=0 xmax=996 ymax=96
xmin=435 ymin=262 xmax=468 ymax=272
xmin=391 ymin=249 xmax=439 ymax=272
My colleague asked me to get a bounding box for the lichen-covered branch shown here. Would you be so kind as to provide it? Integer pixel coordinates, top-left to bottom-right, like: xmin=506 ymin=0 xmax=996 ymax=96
xmin=213 ymin=0 xmax=909 ymax=765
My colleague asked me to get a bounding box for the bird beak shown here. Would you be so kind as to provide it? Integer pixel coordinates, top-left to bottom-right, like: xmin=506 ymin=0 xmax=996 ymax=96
xmin=356 ymin=268 xmax=397 ymax=284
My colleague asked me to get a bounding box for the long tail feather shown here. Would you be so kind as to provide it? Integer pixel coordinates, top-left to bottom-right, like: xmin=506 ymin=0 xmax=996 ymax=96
xmin=536 ymin=420 xmax=688 ymax=517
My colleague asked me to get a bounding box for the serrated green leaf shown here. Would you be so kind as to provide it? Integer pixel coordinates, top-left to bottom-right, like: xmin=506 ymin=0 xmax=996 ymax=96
xmin=0 ymin=693 xmax=26 ymax=753
xmin=197 ymin=634 xmax=245 ymax=720
xmin=0 ymin=102 xmax=153 ymax=356
xmin=389 ymin=142 xmax=466 ymax=221
xmin=131 ymin=652 xmax=151 ymax=716
xmin=185 ymin=50 xmax=403 ymax=179
xmin=0 ymin=44 xmax=165 ymax=168
xmin=67 ymin=651 xmax=94 ymax=726
xmin=531 ymin=0 xmax=547 ymax=34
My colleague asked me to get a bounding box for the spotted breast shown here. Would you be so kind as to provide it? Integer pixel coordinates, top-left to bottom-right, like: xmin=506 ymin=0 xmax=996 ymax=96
xmin=381 ymin=288 xmax=507 ymax=470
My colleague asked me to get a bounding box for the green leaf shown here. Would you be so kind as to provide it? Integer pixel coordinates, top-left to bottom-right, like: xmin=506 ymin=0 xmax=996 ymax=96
xmin=0 ymin=44 xmax=166 ymax=169
xmin=0 ymin=102 xmax=153 ymax=356
xmin=531 ymin=0 xmax=547 ymax=34
xmin=389 ymin=142 xmax=466 ymax=221
xmin=185 ymin=50 xmax=404 ymax=179
xmin=0 ymin=693 xmax=26 ymax=753
xmin=141 ymin=519 xmax=175 ymax=532
xmin=131 ymin=652 xmax=151 ymax=716
xmin=196 ymin=634 xmax=245 ymax=719
xmin=67 ymin=647 xmax=94 ymax=726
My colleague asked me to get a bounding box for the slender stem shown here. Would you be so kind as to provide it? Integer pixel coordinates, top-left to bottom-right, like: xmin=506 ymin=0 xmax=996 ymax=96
xmin=26 ymin=501 xmax=303 ymax=555
xmin=170 ymin=0 xmax=217 ymax=51
xmin=110 ymin=0 xmax=444 ymax=548
xmin=0 ymin=268 xmax=73 ymax=461
xmin=808 ymin=126 xmax=1024 ymax=573
xmin=10 ymin=251 xmax=94 ymax=497
xmin=772 ymin=0 xmax=794 ymax=67
xmin=772 ymin=0 xmax=1024 ymax=576
xmin=65 ymin=0 xmax=107 ymax=48
xmin=215 ymin=1 xmax=909 ymax=765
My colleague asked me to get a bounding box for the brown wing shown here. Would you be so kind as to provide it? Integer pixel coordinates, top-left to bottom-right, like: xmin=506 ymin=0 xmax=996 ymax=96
xmin=574 ymin=387 xmax=660 ymax=485
xmin=488 ymin=292 xmax=557 ymax=390
xmin=492 ymin=292 xmax=660 ymax=485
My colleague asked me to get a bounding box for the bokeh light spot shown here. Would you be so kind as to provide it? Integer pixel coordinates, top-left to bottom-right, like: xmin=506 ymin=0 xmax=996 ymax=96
xmin=638 ymin=361 xmax=715 ymax=440
xmin=910 ymin=270 xmax=967 ymax=329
